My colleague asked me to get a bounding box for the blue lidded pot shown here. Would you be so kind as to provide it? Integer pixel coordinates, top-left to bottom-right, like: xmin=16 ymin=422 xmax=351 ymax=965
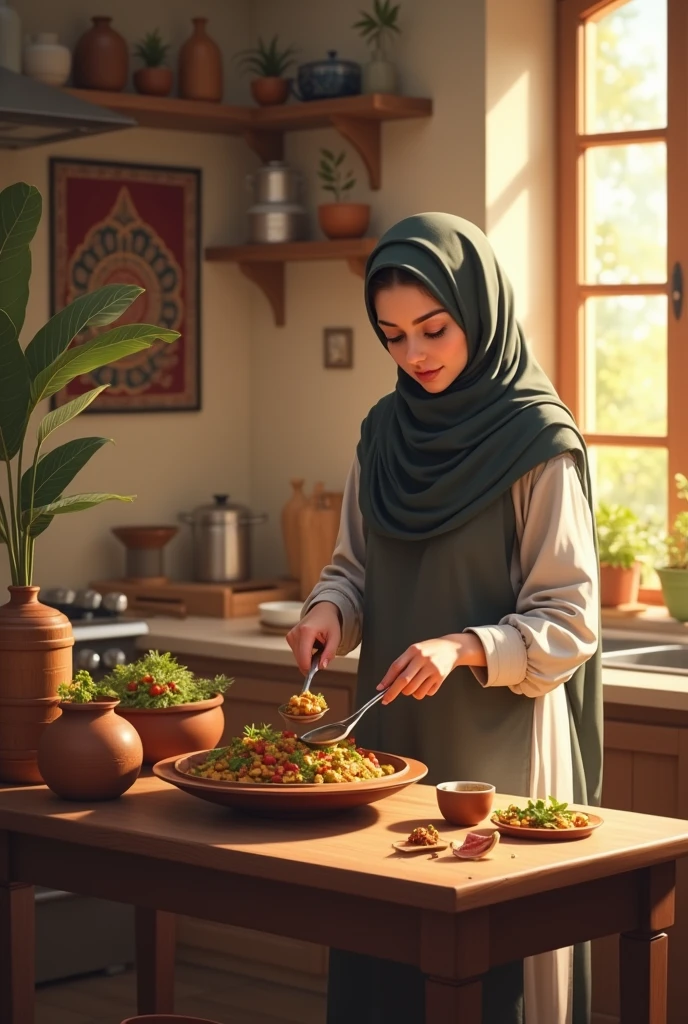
xmin=293 ymin=50 xmax=362 ymax=102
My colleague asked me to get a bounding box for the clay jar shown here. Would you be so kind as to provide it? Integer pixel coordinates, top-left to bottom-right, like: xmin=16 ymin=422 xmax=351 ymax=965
xmin=318 ymin=203 xmax=370 ymax=240
xmin=73 ymin=16 xmax=128 ymax=92
xmin=116 ymin=695 xmax=225 ymax=764
xmin=38 ymin=699 xmax=143 ymax=801
xmin=0 ymin=587 xmax=73 ymax=784
xmin=178 ymin=18 xmax=223 ymax=102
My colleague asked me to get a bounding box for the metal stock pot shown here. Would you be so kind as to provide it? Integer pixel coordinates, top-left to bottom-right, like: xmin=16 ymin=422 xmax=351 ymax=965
xmin=179 ymin=495 xmax=267 ymax=583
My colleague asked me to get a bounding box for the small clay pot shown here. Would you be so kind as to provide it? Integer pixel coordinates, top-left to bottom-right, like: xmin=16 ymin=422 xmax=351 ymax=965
xmin=250 ymin=76 xmax=290 ymax=106
xmin=178 ymin=17 xmax=222 ymax=102
xmin=318 ymin=202 xmax=370 ymax=240
xmin=116 ymin=695 xmax=224 ymax=764
xmin=134 ymin=67 xmax=174 ymax=97
xmin=38 ymin=699 xmax=143 ymax=801
xmin=436 ymin=781 xmax=495 ymax=826
xmin=73 ymin=16 xmax=128 ymax=92
xmin=599 ymin=562 xmax=641 ymax=608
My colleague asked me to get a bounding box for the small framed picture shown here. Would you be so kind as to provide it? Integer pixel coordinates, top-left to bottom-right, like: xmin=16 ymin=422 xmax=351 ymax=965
xmin=323 ymin=327 xmax=353 ymax=369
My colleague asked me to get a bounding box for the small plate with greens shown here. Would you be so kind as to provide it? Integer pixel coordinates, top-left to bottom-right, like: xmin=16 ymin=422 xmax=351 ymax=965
xmin=491 ymin=797 xmax=603 ymax=841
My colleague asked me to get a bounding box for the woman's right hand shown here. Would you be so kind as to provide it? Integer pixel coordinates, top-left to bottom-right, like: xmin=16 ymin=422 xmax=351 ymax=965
xmin=286 ymin=601 xmax=342 ymax=675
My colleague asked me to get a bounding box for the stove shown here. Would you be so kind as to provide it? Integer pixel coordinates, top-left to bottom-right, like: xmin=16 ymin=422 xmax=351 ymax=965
xmin=35 ymin=588 xmax=149 ymax=982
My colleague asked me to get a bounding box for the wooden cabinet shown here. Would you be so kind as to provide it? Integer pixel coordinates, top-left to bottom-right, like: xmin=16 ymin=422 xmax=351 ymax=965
xmin=592 ymin=704 xmax=688 ymax=1024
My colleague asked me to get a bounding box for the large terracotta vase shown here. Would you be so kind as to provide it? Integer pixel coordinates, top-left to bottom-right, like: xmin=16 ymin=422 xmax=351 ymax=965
xmin=178 ymin=18 xmax=223 ymax=102
xmin=38 ymin=699 xmax=143 ymax=801
xmin=72 ymin=16 xmax=128 ymax=92
xmin=0 ymin=587 xmax=73 ymax=784
xmin=281 ymin=479 xmax=306 ymax=581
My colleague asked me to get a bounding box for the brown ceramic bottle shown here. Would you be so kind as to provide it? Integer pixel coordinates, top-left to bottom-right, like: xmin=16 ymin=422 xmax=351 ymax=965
xmin=0 ymin=587 xmax=73 ymax=784
xmin=72 ymin=16 xmax=128 ymax=91
xmin=178 ymin=18 xmax=223 ymax=102
xmin=38 ymin=699 xmax=143 ymax=801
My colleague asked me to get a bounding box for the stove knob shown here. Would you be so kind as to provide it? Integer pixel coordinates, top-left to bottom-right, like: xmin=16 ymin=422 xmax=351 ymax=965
xmin=102 ymin=592 xmax=128 ymax=614
xmin=77 ymin=648 xmax=101 ymax=672
xmin=74 ymin=588 xmax=102 ymax=610
xmin=44 ymin=587 xmax=76 ymax=606
xmin=102 ymin=647 xmax=127 ymax=669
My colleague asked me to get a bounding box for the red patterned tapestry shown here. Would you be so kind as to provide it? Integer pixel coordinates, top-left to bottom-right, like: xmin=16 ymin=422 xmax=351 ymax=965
xmin=50 ymin=158 xmax=201 ymax=412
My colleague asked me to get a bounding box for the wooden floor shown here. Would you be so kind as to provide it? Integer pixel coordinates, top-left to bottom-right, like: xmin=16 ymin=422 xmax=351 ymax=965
xmin=36 ymin=960 xmax=326 ymax=1024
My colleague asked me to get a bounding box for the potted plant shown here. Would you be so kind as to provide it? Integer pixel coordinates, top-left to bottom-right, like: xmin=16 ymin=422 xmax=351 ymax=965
xmin=133 ymin=28 xmax=173 ymax=96
xmin=596 ymin=502 xmax=647 ymax=608
xmin=101 ymin=650 xmax=232 ymax=763
xmin=37 ymin=671 xmax=143 ymax=801
xmin=235 ymin=35 xmax=297 ymax=106
xmin=657 ymin=473 xmax=688 ymax=621
xmin=317 ymin=149 xmax=370 ymax=239
xmin=0 ymin=181 xmax=178 ymax=784
xmin=354 ymin=0 xmax=401 ymax=95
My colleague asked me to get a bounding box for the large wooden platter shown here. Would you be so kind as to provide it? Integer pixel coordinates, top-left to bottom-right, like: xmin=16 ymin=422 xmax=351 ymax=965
xmin=152 ymin=749 xmax=427 ymax=815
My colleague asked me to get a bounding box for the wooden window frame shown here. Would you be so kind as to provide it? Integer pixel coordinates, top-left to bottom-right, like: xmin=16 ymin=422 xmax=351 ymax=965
xmin=557 ymin=0 xmax=688 ymax=605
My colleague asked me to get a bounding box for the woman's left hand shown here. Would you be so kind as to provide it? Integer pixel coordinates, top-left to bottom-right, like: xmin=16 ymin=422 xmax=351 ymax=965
xmin=376 ymin=634 xmax=486 ymax=704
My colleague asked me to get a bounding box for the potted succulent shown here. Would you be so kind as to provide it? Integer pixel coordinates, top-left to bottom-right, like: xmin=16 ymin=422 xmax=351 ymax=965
xmin=596 ymin=503 xmax=648 ymax=608
xmin=354 ymin=0 xmax=401 ymax=95
xmin=235 ymin=35 xmax=297 ymax=106
xmin=317 ymin=149 xmax=370 ymax=239
xmin=37 ymin=671 xmax=144 ymax=801
xmin=101 ymin=650 xmax=232 ymax=763
xmin=657 ymin=473 xmax=688 ymax=621
xmin=0 ymin=182 xmax=178 ymax=784
xmin=133 ymin=28 xmax=173 ymax=96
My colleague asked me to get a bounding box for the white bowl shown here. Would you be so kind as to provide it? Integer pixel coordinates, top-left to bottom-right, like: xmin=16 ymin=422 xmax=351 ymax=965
xmin=258 ymin=600 xmax=304 ymax=628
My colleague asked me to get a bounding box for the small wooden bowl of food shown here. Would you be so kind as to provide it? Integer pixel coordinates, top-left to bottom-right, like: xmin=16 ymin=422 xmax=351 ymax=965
xmin=436 ymin=780 xmax=495 ymax=826
xmin=278 ymin=691 xmax=329 ymax=726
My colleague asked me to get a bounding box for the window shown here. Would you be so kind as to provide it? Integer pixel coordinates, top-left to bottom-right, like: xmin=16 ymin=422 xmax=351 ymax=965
xmin=557 ymin=0 xmax=688 ymax=593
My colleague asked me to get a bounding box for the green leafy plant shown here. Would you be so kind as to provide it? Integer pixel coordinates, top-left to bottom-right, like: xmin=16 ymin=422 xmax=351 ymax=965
xmin=0 ymin=182 xmax=179 ymax=586
xmin=57 ymin=670 xmax=117 ymax=704
xmin=353 ymin=0 xmax=401 ymax=55
xmin=596 ymin=502 xmax=648 ymax=569
xmin=318 ymin=149 xmax=356 ymax=202
xmin=665 ymin=473 xmax=688 ymax=569
xmin=102 ymin=650 xmax=233 ymax=708
xmin=133 ymin=29 xmax=171 ymax=68
xmin=235 ymin=36 xmax=297 ymax=78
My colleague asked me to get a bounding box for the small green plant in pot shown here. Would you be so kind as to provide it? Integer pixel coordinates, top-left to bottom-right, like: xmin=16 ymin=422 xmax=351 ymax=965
xmin=317 ymin=149 xmax=370 ymax=239
xmin=235 ymin=35 xmax=297 ymax=106
xmin=596 ymin=503 xmax=647 ymax=608
xmin=354 ymin=0 xmax=401 ymax=94
xmin=657 ymin=474 xmax=688 ymax=621
xmin=133 ymin=29 xmax=173 ymax=96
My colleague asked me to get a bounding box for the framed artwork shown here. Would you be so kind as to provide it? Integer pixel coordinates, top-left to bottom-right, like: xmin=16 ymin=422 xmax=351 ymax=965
xmin=49 ymin=157 xmax=201 ymax=412
xmin=323 ymin=327 xmax=353 ymax=369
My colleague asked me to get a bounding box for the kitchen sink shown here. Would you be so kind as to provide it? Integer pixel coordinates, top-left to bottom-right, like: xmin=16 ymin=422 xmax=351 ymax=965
xmin=601 ymin=635 xmax=688 ymax=675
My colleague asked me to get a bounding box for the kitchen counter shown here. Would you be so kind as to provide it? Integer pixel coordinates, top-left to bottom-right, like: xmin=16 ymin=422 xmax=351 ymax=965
xmin=139 ymin=614 xmax=688 ymax=711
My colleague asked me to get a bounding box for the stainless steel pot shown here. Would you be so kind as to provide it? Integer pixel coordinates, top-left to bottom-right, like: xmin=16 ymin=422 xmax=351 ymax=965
xmin=247 ymin=201 xmax=306 ymax=243
xmin=179 ymin=494 xmax=267 ymax=583
xmin=247 ymin=160 xmax=302 ymax=204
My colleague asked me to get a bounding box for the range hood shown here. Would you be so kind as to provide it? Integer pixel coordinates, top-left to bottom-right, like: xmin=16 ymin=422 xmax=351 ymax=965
xmin=0 ymin=67 xmax=136 ymax=148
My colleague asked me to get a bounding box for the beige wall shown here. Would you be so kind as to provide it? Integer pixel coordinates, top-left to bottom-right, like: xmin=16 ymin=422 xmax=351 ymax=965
xmin=248 ymin=0 xmax=488 ymax=575
xmin=1 ymin=0 xmax=254 ymax=591
xmin=486 ymin=0 xmax=557 ymax=377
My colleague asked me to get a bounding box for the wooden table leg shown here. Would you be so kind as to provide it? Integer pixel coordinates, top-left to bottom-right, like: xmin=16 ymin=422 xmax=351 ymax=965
xmin=620 ymin=931 xmax=668 ymax=1024
xmin=426 ymin=975 xmax=483 ymax=1023
xmin=0 ymin=882 xmax=35 ymax=1024
xmin=135 ymin=907 xmax=176 ymax=1014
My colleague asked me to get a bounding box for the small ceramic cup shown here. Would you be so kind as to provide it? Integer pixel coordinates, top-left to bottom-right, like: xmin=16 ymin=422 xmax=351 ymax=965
xmin=436 ymin=781 xmax=495 ymax=826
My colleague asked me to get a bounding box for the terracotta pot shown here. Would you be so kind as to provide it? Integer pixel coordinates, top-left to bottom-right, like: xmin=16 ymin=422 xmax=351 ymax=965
xmin=178 ymin=18 xmax=222 ymax=102
xmin=599 ymin=562 xmax=641 ymax=608
xmin=116 ymin=695 xmax=224 ymax=764
xmin=250 ymin=76 xmax=290 ymax=106
xmin=0 ymin=587 xmax=73 ymax=784
xmin=134 ymin=66 xmax=173 ymax=97
xmin=73 ymin=16 xmax=128 ymax=92
xmin=121 ymin=1015 xmax=222 ymax=1023
xmin=318 ymin=203 xmax=370 ymax=240
xmin=38 ymin=699 xmax=142 ymax=801
xmin=281 ymin=479 xmax=306 ymax=580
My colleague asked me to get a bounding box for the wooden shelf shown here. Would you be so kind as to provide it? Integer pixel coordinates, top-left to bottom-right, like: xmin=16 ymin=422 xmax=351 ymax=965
xmin=205 ymin=238 xmax=377 ymax=326
xmin=63 ymin=90 xmax=432 ymax=189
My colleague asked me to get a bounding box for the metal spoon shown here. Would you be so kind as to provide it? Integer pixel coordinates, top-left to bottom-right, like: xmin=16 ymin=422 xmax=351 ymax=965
xmin=300 ymin=690 xmax=386 ymax=746
xmin=279 ymin=645 xmax=326 ymax=726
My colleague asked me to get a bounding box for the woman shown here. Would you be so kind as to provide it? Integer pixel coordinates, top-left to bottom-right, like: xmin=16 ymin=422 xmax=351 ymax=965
xmin=287 ymin=213 xmax=602 ymax=1024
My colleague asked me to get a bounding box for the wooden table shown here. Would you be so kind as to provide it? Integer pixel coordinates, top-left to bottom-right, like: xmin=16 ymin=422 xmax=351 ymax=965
xmin=1 ymin=777 xmax=688 ymax=1024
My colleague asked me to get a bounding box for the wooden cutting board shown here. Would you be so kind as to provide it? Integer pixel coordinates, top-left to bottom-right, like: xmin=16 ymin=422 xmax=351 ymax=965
xmin=298 ymin=491 xmax=343 ymax=600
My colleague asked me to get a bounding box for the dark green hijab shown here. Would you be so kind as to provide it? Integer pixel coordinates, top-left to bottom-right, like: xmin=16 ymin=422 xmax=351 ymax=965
xmin=358 ymin=212 xmax=589 ymax=538
xmin=357 ymin=212 xmax=603 ymax=807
